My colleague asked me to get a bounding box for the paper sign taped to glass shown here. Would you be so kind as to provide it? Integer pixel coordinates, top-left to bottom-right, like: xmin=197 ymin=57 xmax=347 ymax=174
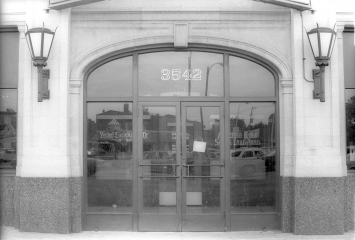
xmin=193 ymin=141 xmax=206 ymax=152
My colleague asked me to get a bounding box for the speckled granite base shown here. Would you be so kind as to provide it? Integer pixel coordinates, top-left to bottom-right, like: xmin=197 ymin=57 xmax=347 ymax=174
xmin=17 ymin=177 xmax=82 ymax=233
xmin=69 ymin=177 xmax=82 ymax=233
xmin=0 ymin=176 xmax=15 ymax=226
xmin=14 ymin=176 xmax=20 ymax=229
xmin=293 ymin=177 xmax=344 ymax=235
xmin=280 ymin=177 xmax=293 ymax=233
xmin=344 ymin=175 xmax=355 ymax=232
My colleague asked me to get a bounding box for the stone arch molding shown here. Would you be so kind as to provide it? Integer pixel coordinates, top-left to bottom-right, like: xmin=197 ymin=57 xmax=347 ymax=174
xmin=70 ymin=31 xmax=292 ymax=81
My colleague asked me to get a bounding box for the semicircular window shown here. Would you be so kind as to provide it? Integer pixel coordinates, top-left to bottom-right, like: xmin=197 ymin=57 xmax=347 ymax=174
xmin=229 ymin=56 xmax=275 ymax=97
xmin=87 ymin=56 xmax=133 ymax=98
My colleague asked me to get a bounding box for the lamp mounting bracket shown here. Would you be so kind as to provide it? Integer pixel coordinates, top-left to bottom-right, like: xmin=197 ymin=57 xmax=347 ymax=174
xmin=315 ymin=61 xmax=329 ymax=67
xmin=33 ymin=61 xmax=47 ymax=67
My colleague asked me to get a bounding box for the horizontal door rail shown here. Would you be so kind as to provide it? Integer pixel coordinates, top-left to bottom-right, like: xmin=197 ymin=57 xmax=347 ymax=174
xmin=140 ymin=175 xmax=180 ymax=178
xmin=183 ymin=176 xmax=223 ymax=178
xmin=183 ymin=164 xmax=223 ymax=167
xmin=142 ymin=159 xmax=176 ymax=161
xmin=140 ymin=164 xmax=179 ymax=166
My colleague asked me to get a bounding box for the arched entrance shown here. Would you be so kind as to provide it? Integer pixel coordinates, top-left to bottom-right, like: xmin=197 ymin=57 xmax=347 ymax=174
xmin=83 ymin=46 xmax=279 ymax=231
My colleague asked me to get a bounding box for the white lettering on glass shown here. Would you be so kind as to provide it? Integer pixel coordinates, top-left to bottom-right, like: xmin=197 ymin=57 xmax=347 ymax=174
xmin=161 ymin=69 xmax=170 ymax=80
xmin=161 ymin=69 xmax=201 ymax=81
xmin=171 ymin=69 xmax=181 ymax=81
xmin=192 ymin=69 xmax=201 ymax=80
xmin=182 ymin=69 xmax=192 ymax=80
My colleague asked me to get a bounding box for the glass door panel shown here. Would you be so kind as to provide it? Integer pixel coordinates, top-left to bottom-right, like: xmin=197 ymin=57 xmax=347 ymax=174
xmin=138 ymin=102 xmax=225 ymax=231
xmin=181 ymin=102 xmax=225 ymax=231
xmin=86 ymin=103 xmax=133 ymax=213
xmin=85 ymin=102 xmax=133 ymax=231
xmin=229 ymin=102 xmax=278 ymax=231
xmin=138 ymin=103 xmax=182 ymax=231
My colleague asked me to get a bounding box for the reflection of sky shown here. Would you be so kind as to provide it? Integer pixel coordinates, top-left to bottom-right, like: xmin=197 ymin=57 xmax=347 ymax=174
xmin=230 ymin=103 xmax=275 ymax=125
xmin=145 ymin=106 xmax=176 ymax=116
xmin=87 ymin=103 xmax=132 ymax=122
xmin=230 ymin=56 xmax=275 ymax=97
xmin=87 ymin=57 xmax=132 ymax=98
xmin=186 ymin=107 xmax=220 ymax=131
xmin=0 ymin=89 xmax=17 ymax=112
xmin=86 ymin=103 xmax=274 ymax=127
xmin=345 ymin=89 xmax=355 ymax=102
xmin=86 ymin=52 xmax=276 ymax=98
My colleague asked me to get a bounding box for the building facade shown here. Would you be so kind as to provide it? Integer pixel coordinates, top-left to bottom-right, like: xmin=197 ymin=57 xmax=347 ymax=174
xmin=0 ymin=0 xmax=354 ymax=235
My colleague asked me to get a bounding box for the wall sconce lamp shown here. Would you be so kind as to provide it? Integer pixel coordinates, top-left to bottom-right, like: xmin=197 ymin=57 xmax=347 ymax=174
xmin=25 ymin=24 xmax=57 ymax=102
xmin=306 ymin=24 xmax=337 ymax=102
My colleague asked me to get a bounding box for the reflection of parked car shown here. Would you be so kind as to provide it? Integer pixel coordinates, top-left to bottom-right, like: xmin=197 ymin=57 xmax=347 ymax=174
xmin=230 ymin=148 xmax=266 ymax=178
xmin=1 ymin=148 xmax=16 ymax=161
xmin=262 ymin=150 xmax=276 ymax=172
xmin=0 ymin=148 xmax=17 ymax=167
xmin=87 ymin=147 xmax=106 ymax=157
xmin=143 ymin=151 xmax=175 ymax=160
xmin=0 ymin=148 xmax=4 ymax=160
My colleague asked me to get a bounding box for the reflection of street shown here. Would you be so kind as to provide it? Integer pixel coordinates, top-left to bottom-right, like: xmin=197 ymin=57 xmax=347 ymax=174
xmin=231 ymin=171 xmax=277 ymax=213
xmin=89 ymin=158 xmax=132 ymax=180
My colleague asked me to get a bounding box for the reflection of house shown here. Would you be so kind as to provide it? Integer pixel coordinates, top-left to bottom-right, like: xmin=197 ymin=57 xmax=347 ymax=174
xmin=143 ymin=114 xmax=175 ymax=152
xmin=0 ymin=125 xmax=16 ymax=138
xmin=0 ymin=109 xmax=17 ymax=130
xmin=0 ymin=110 xmax=16 ymax=149
xmin=96 ymin=104 xmax=132 ymax=132
xmin=89 ymin=106 xmax=134 ymax=152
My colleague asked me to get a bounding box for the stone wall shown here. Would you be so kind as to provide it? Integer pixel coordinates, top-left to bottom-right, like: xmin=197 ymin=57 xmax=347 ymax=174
xmin=0 ymin=176 xmax=15 ymax=227
xmin=0 ymin=176 xmax=82 ymax=233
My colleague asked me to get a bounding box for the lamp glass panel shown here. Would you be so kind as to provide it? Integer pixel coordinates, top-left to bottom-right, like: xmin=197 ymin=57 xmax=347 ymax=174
xmin=29 ymin=32 xmax=42 ymax=57
xmin=320 ymin=32 xmax=332 ymax=57
xmin=308 ymin=33 xmax=319 ymax=57
xmin=43 ymin=33 xmax=54 ymax=58
xmin=25 ymin=34 xmax=34 ymax=59
xmin=328 ymin=35 xmax=336 ymax=58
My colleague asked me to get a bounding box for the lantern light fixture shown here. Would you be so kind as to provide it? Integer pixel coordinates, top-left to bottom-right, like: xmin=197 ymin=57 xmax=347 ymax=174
xmin=305 ymin=24 xmax=337 ymax=102
xmin=25 ymin=24 xmax=57 ymax=102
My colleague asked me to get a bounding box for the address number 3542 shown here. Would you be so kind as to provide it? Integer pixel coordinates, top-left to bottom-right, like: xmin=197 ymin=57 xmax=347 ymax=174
xmin=161 ymin=69 xmax=202 ymax=81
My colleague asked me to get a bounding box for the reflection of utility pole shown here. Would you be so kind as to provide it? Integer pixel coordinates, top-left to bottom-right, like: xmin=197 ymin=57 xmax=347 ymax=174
xmin=248 ymin=107 xmax=256 ymax=148
xmin=249 ymin=107 xmax=256 ymax=127
xmin=233 ymin=105 xmax=241 ymax=147
xmin=200 ymin=108 xmax=205 ymax=141
xmin=270 ymin=113 xmax=275 ymax=149
xmin=205 ymin=62 xmax=223 ymax=97
xmin=200 ymin=62 xmax=223 ymax=141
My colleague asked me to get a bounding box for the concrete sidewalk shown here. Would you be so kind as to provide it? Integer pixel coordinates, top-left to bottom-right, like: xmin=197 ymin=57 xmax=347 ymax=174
xmin=1 ymin=227 xmax=355 ymax=240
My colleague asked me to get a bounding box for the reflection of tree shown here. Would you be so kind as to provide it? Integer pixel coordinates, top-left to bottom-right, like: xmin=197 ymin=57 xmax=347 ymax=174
xmin=143 ymin=108 xmax=150 ymax=115
xmin=346 ymin=96 xmax=355 ymax=144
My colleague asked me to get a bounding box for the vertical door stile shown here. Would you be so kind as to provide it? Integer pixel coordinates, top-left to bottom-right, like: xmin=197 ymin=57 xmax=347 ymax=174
xmin=181 ymin=103 xmax=187 ymax=218
xmin=137 ymin=104 xmax=143 ymax=216
xmin=176 ymin=103 xmax=182 ymax=218
xmin=219 ymin=102 xmax=226 ymax=231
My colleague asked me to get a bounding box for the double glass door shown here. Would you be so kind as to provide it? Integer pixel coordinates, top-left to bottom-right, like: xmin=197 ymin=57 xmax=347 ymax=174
xmin=138 ymin=102 xmax=225 ymax=231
